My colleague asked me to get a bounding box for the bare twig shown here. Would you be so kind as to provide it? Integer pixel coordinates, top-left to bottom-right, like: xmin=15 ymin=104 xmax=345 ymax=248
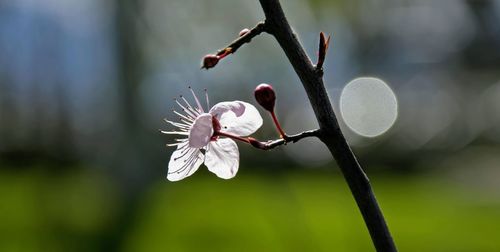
xmin=218 ymin=22 xmax=266 ymax=56
xmin=248 ymin=129 xmax=319 ymax=150
xmin=258 ymin=0 xmax=397 ymax=251
xmin=202 ymin=22 xmax=266 ymax=69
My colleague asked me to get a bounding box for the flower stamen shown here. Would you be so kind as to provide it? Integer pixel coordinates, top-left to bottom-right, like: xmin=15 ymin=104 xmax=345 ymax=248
xmin=173 ymin=149 xmax=200 ymax=174
xmin=180 ymin=95 xmax=200 ymax=116
xmin=175 ymin=99 xmax=198 ymax=119
xmin=204 ymin=89 xmax=210 ymax=111
xmin=160 ymin=130 xmax=189 ymax=135
xmin=173 ymin=109 xmax=194 ymax=122
xmin=189 ymin=86 xmax=205 ymax=113
xmin=164 ymin=119 xmax=190 ymax=130
xmin=173 ymin=145 xmax=192 ymax=161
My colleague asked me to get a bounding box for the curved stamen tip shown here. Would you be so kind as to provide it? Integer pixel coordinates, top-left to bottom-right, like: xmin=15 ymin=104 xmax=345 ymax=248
xmin=179 ymin=95 xmax=183 ymax=98
xmin=188 ymin=86 xmax=192 ymax=89
xmin=204 ymin=88 xmax=207 ymax=92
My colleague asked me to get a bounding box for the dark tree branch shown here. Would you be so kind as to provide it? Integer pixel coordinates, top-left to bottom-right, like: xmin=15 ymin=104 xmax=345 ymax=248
xmin=257 ymin=0 xmax=397 ymax=251
xmin=200 ymin=0 xmax=397 ymax=250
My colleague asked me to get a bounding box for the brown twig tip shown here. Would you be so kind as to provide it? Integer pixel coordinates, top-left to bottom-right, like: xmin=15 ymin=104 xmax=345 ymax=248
xmin=201 ymin=54 xmax=219 ymax=69
xmin=201 ymin=48 xmax=232 ymax=70
xmin=316 ymin=32 xmax=331 ymax=70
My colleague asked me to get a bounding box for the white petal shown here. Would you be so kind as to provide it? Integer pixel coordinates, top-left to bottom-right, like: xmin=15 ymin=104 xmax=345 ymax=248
xmin=205 ymin=138 xmax=239 ymax=179
xmin=209 ymin=101 xmax=263 ymax=136
xmin=167 ymin=143 xmax=204 ymax=181
xmin=188 ymin=113 xmax=213 ymax=148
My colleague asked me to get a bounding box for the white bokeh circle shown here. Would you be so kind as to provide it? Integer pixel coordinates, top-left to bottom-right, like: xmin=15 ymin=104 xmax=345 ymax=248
xmin=340 ymin=77 xmax=398 ymax=137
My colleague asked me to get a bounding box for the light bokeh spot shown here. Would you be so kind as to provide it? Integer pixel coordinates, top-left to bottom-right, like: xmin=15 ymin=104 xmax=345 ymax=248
xmin=340 ymin=77 xmax=398 ymax=137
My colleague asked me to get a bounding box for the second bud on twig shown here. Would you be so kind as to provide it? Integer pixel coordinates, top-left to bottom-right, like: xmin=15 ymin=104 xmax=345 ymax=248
xmin=254 ymin=83 xmax=276 ymax=112
xmin=254 ymin=83 xmax=288 ymax=140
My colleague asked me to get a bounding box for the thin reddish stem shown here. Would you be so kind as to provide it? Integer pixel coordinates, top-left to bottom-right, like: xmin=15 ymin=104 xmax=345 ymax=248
xmin=215 ymin=131 xmax=250 ymax=144
xmin=270 ymin=110 xmax=288 ymax=140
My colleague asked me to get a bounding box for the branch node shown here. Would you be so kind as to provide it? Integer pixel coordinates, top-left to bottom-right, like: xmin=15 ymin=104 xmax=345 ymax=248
xmin=248 ymin=129 xmax=320 ymax=151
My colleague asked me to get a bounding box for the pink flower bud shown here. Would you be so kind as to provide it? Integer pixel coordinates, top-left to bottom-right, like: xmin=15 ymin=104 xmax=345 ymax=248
xmin=254 ymin=83 xmax=276 ymax=112
xmin=239 ymin=28 xmax=250 ymax=37
xmin=202 ymin=54 xmax=219 ymax=69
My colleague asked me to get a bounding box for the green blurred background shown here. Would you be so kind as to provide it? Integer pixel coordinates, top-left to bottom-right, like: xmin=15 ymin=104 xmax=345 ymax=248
xmin=1 ymin=0 xmax=500 ymax=251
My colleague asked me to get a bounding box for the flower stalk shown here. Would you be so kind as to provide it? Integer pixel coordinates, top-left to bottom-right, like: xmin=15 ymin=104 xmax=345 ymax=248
xmin=270 ymin=111 xmax=287 ymax=140
xmin=254 ymin=83 xmax=289 ymax=140
xmin=215 ymin=131 xmax=251 ymax=144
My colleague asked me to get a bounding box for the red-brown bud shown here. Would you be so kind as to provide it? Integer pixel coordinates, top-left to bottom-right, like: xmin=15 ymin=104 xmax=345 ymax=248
xmin=239 ymin=28 xmax=250 ymax=37
xmin=202 ymin=54 xmax=219 ymax=69
xmin=254 ymin=83 xmax=276 ymax=112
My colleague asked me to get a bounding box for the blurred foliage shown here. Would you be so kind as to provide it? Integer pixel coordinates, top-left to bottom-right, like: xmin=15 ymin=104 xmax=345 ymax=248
xmin=125 ymin=171 xmax=500 ymax=251
xmin=0 ymin=167 xmax=121 ymax=252
xmin=4 ymin=166 xmax=497 ymax=251
xmin=2 ymin=167 xmax=499 ymax=251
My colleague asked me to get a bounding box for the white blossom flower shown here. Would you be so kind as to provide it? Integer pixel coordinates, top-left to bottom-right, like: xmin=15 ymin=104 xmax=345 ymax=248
xmin=162 ymin=88 xmax=263 ymax=181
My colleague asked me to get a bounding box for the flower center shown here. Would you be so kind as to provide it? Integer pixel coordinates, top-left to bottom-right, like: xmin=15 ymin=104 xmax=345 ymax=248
xmin=211 ymin=116 xmax=221 ymax=141
xmin=188 ymin=113 xmax=214 ymax=148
